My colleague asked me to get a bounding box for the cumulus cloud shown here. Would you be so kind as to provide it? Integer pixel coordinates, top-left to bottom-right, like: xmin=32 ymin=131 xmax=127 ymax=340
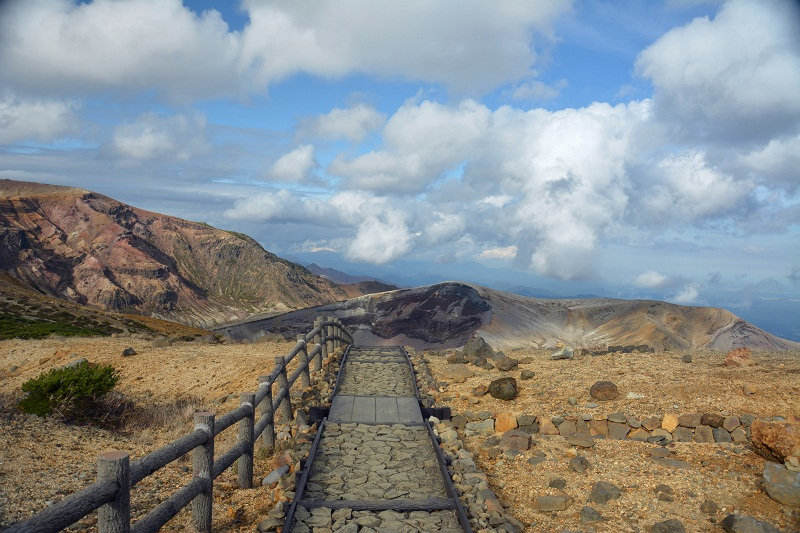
xmin=306 ymin=104 xmax=386 ymax=143
xmin=739 ymin=134 xmax=800 ymax=191
xmin=346 ymin=211 xmax=412 ymax=264
xmin=479 ymin=246 xmax=518 ymax=261
xmin=511 ymin=79 xmax=568 ymax=101
xmin=670 ymin=283 xmax=701 ymax=305
xmin=109 ymin=112 xmax=209 ymax=162
xmin=0 ymin=92 xmax=78 ymax=144
xmin=269 ymin=145 xmax=317 ymax=182
xmin=634 ymin=270 xmax=672 ymax=289
xmin=636 ymin=0 xmax=800 ymax=141
xmin=0 ymin=0 xmax=570 ymax=102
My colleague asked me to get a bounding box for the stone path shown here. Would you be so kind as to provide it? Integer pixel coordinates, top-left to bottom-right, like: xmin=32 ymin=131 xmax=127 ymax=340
xmin=286 ymin=346 xmax=471 ymax=532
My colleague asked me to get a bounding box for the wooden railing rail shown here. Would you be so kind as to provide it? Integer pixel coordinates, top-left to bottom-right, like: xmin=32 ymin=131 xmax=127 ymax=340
xmin=4 ymin=316 xmax=352 ymax=533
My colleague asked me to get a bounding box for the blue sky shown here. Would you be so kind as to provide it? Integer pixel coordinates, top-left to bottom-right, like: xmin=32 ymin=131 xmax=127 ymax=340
xmin=1 ymin=0 xmax=799 ymax=339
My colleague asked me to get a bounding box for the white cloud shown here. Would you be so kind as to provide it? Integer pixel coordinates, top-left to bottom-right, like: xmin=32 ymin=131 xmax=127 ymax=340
xmin=637 ymin=150 xmax=752 ymax=221
xmin=0 ymin=92 xmax=78 ymax=144
xmin=739 ymin=134 xmax=800 ymax=191
xmin=636 ymin=0 xmax=800 ymax=140
xmin=479 ymin=246 xmax=518 ymax=261
xmin=634 ymin=270 xmax=671 ymax=289
xmin=307 ymin=104 xmax=386 ymax=143
xmin=269 ymin=144 xmax=317 ymax=182
xmin=511 ymin=79 xmax=568 ymax=101
xmin=0 ymin=0 xmax=571 ymax=102
xmin=670 ymin=283 xmax=700 ymax=304
xmin=110 ymin=112 xmax=208 ymax=162
xmin=0 ymin=0 xmax=241 ymax=103
xmin=346 ymin=211 xmax=412 ymax=264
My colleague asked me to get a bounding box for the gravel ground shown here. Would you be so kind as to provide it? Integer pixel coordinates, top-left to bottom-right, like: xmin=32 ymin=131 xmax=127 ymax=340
xmin=424 ymin=347 xmax=800 ymax=532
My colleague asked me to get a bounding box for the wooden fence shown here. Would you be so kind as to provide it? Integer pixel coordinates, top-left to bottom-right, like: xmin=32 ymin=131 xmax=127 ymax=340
xmin=4 ymin=317 xmax=352 ymax=533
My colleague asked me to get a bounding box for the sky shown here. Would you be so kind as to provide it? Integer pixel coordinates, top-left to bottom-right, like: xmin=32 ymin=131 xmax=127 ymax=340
xmin=1 ymin=0 xmax=799 ymax=340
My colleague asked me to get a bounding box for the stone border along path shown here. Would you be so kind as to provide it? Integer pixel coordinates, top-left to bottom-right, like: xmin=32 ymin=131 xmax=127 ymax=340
xmin=284 ymin=346 xmax=473 ymax=533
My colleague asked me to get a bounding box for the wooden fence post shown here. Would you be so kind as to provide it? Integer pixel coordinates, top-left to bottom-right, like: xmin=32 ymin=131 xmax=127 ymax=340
xmin=315 ymin=317 xmax=326 ymax=369
xmin=192 ymin=411 xmax=215 ymax=533
xmin=98 ymin=451 xmax=130 ymax=533
xmin=238 ymin=393 xmax=255 ymax=489
xmin=297 ymin=335 xmax=310 ymax=389
xmin=324 ymin=316 xmax=333 ymax=354
xmin=274 ymin=356 xmax=292 ymax=422
xmin=258 ymin=375 xmax=275 ymax=450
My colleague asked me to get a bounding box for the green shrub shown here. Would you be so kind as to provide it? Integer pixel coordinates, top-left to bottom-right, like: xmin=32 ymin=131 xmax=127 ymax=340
xmin=19 ymin=361 xmax=119 ymax=418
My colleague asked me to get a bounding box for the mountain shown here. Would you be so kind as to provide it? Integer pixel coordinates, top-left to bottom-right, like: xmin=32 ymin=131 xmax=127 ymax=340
xmin=217 ymin=282 xmax=800 ymax=352
xmin=0 ymin=180 xmax=348 ymax=328
xmin=304 ymin=263 xmax=399 ymax=297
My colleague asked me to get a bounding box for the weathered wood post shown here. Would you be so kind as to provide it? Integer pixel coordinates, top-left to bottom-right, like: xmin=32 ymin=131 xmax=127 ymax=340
xmin=275 ymin=356 xmax=292 ymax=422
xmin=325 ymin=316 xmax=334 ymax=354
xmin=257 ymin=375 xmax=275 ymax=450
xmin=97 ymin=451 xmax=130 ymax=533
xmin=237 ymin=392 xmax=255 ymax=489
xmin=316 ymin=317 xmax=328 ymax=367
xmin=192 ymin=411 xmax=215 ymax=532
xmin=297 ymin=335 xmax=311 ymax=389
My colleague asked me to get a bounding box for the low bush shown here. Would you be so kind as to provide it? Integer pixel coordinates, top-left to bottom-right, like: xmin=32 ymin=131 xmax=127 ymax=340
xmin=19 ymin=361 xmax=119 ymax=418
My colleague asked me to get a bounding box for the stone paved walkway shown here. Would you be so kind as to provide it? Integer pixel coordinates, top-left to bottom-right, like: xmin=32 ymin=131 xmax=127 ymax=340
xmin=287 ymin=346 xmax=470 ymax=532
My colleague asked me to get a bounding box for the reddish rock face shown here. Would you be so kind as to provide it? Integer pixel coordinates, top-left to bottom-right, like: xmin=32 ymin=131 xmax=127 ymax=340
xmin=0 ymin=181 xmax=346 ymax=328
xmin=751 ymin=420 xmax=800 ymax=463
xmin=724 ymin=347 xmax=753 ymax=367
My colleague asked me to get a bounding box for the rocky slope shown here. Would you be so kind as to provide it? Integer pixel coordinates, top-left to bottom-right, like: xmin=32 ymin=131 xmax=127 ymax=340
xmin=218 ymin=282 xmax=800 ymax=351
xmin=0 ymin=180 xmax=347 ymax=328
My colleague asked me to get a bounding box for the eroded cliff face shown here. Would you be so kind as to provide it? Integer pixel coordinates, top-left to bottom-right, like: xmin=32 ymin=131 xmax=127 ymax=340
xmin=0 ymin=180 xmax=347 ymax=328
xmin=218 ymin=282 xmax=800 ymax=352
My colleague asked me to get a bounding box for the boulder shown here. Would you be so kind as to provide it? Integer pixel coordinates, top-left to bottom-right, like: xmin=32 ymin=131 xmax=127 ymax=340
xmin=720 ymin=514 xmax=781 ymax=533
xmin=751 ymin=419 xmax=800 ymax=463
xmin=662 ymin=413 xmax=679 ymax=432
xmin=488 ymin=377 xmax=518 ymax=401
xmin=651 ymin=519 xmax=686 ymax=533
xmin=724 ymin=347 xmax=753 ymax=367
xmin=440 ymin=363 xmax=474 ymax=384
xmin=763 ymin=461 xmax=800 ymax=507
xmin=495 ymin=356 xmax=519 ymax=371
xmin=498 ymin=429 xmax=530 ymax=451
xmin=589 ymin=381 xmax=620 ymax=401
xmin=590 ymin=481 xmax=622 ymax=504
xmin=539 ymin=417 xmax=559 ymax=435
xmin=122 ymin=347 xmax=137 ymax=357
xmin=537 ymin=494 xmax=573 ymax=512
xmin=463 ymin=336 xmax=495 ymax=363
xmin=495 ymin=412 xmax=518 ymax=433
xmin=550 ymin=347 xmax=574 ymax=360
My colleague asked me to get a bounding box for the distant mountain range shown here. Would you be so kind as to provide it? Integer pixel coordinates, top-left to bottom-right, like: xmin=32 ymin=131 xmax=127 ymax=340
xmin=218 ymin=282 xmax=800 ymax=352
xmin=0 ymin=180 xmax=356 ymax=328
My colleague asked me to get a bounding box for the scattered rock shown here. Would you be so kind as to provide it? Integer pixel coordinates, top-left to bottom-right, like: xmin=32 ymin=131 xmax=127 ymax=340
xmin=538 ymin=417 xmax=559 ymax=435
xmin=488 ymin=377 xmax=518 ymax=401
xmin=662 ymin=413 xmax=679 ymax=432
xmin=763 ymin=461 xmax=800 ymax=507
xmin=589 ymin=381 xmax=620 ymax=401
xmin=537 ymin=494 xmax=573 ymax=511
xmin=681 ymin=354 xmax=692 ymax=363
xmin=654 ymin=484 xmax=674 ymax=502
xmin=550 ymin=347 xmax=574 ymax=360
xmin=626 ymin=392 xmax=645 ymax=400
xmin=651 ymin=518 xmax=686 ymax=533
xmin=473 ymin=384 xmax=488 ymax=396
xmin=569 ymin=455 xmax=591 ymax=474
xmin=724 ymin=347 xmax=753 ymax=367
xmin=579 ymin=506 xmax=603 ymax=523
xmin=720 ymin=513 xmax=781 ymax=533
xmin=589 ymin=481 xmax=621 ymax=504
xmin=496 ymin=356 xmax=519 ymax=371
xmin=63 ymin=357 xmax=88 ymax=368
xmin=742 ymin=383 xmax=757 ymax=395
xmin=548 ymin=477 xmax=567 ymax=489
xmin=261 ymin=465 xmax=290 ymax=488
xmin=495 ymin=412 xmax=518 ymax=433
xmin=520 ymin=369 xmax=536 ymax=380
xmin=751 ymin=419 xmax=800 ymax=463
xmin=121 ymin=347 xmax=136 ymax=357
xmin=498 ymin=429 xmax=530 ymax=451
xmin=700 ymin=500 xmax=718 ymax=514
xmin=463 ymin=336 xmax=495 ymax=363
xmin=440 ymin=364 xmax=474 ymax=383
xmin=567 ymin=435 xmax=595 ymax=448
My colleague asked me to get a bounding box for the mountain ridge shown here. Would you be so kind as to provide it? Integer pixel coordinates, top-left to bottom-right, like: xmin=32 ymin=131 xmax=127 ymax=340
xmin=217 ymin=281 xmax=800 ymax=352
xmin=0 ymin=180 xmax=348 ymax=328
